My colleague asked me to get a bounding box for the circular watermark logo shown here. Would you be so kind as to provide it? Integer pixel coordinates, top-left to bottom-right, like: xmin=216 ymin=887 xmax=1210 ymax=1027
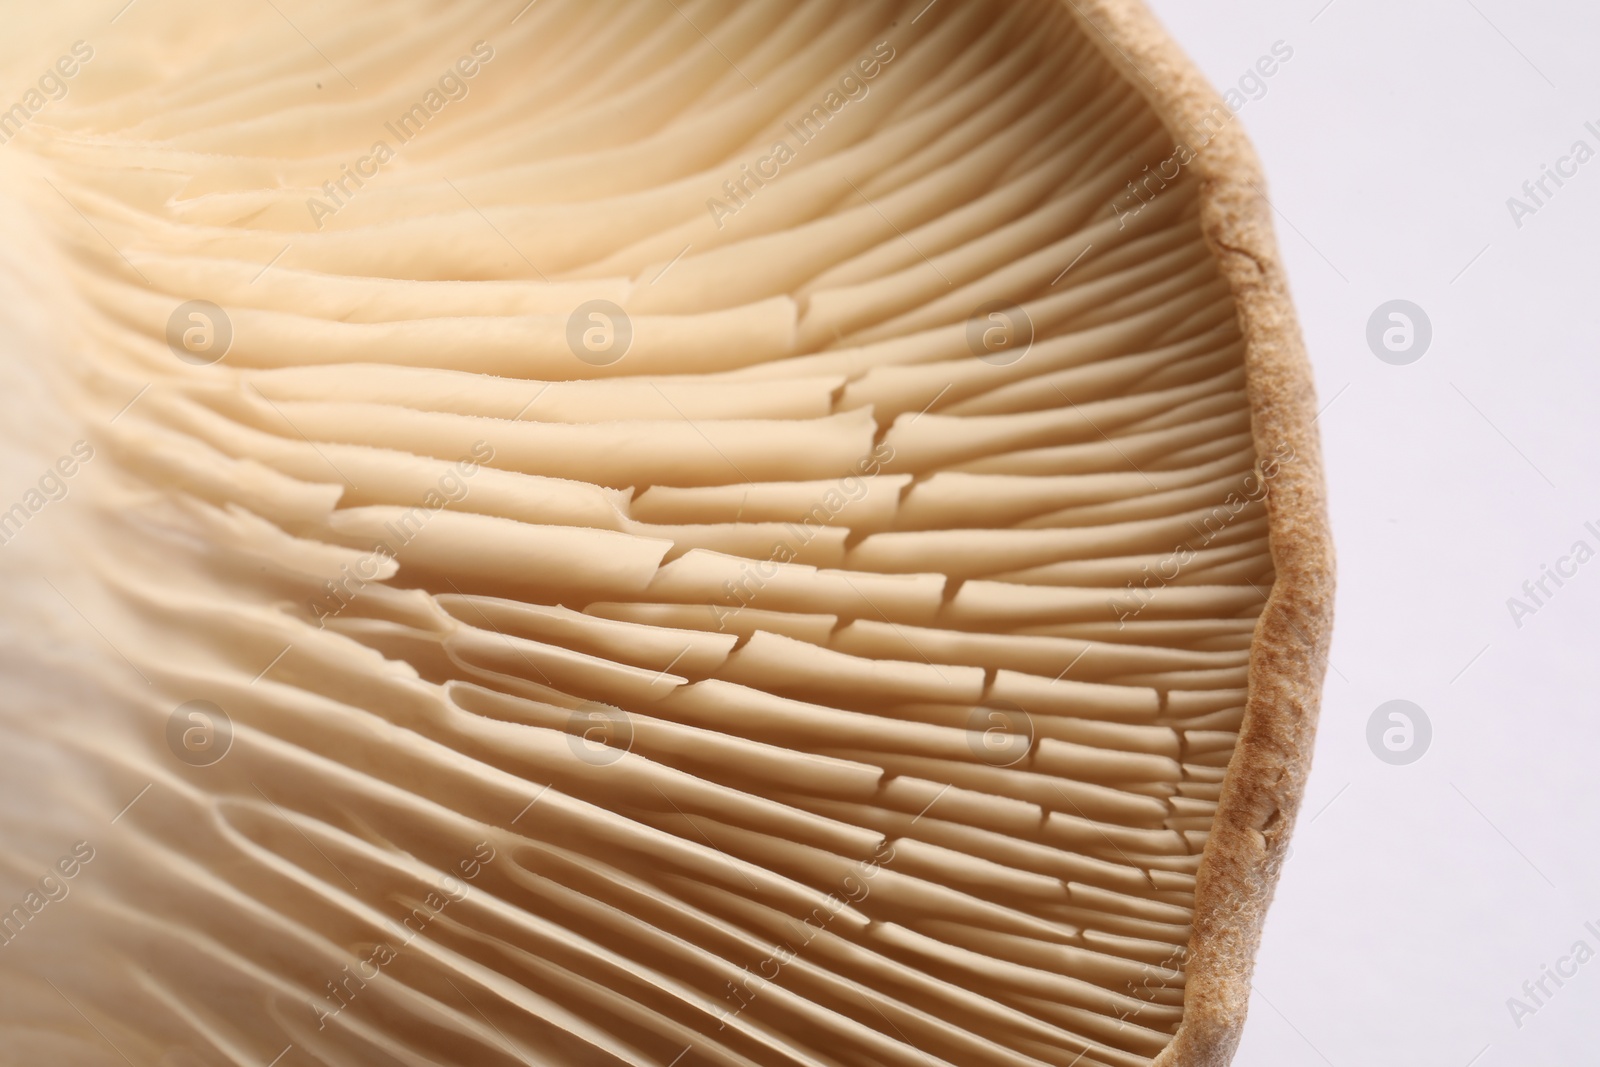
xmin=966 ymin=700 xmax=1034 ymax=767
xmin=1366 ymin=699 xmax=1431 ymax=765
xmin=166 ymin=700 xmax=233 ymax=767
xmin=567 ymin=703 xmax=634 ymax=766
xmin=166 ymin=300 xmax=233 ymax=366
xmin=1366 ymin=300 xmax=1431 ymax=365
xmin=566 ymin=299 xmax=632 ymax=367
xmin=966 ymin=301 xmax=1034 ymax=366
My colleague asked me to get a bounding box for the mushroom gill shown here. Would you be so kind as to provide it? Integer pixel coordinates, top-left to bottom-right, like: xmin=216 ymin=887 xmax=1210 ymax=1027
xmin=0 ymin=1 xmax=1331 ymax=1065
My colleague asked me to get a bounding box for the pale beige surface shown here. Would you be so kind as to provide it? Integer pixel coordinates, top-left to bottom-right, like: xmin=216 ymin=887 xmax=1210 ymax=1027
xmin=0 ymin=2 xmax=1329 ymax=1064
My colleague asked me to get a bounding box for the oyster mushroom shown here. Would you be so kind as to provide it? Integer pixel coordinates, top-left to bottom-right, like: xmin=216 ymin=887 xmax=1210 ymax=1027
xmin=0 ymin=1 xmax=1331 ymax=1065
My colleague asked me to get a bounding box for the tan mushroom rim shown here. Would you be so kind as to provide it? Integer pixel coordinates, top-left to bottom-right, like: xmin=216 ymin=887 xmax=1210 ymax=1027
xmin=1066 ymin=2 xmax=1335 ymax=1063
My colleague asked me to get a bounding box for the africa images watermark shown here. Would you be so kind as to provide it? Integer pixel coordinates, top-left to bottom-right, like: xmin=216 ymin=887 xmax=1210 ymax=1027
xmin=0 ymin=840 xmax=96 ymax=948
xmin=307 ymin=40 xmax=496 ymax=229
xmin=1107 ymin=441 xmax=1295 ymax=628
xmin=1504 ymin=519 xmax=1600 ymax=629
xmin=1114 ymin=944 xmax=1186 ymax=1030
xmin=1506 ymin=918 xmax=1600 ymax=1030
xmin=704 ymin=41 xmax=897 ymax=230
xmin=0 ymin=40 xmax=94 ymax=146
xmin=308 ymin=441 xmax=494 ymax=626
xmin=709 ymin=440 xmax=895 ymax=629
xmin=1110 ymin=40 xmax=1293 ymax=230
xmin=716 ymin=839 xmax=896 ymax=1028
xmin=166 ymin=699 xmax=234 ymax=768
xmin=310 ymin=839 xmax=498 ymax=1030
xmin=1504 ymin=119 xmax=1600 ymax=230
xmin=0 ymin=440 xmax=96 ymax=547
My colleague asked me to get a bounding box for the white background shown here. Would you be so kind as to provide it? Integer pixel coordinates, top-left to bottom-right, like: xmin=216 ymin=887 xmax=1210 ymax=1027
xmin=1142 ymin=1 xmax=1600 ymax=1063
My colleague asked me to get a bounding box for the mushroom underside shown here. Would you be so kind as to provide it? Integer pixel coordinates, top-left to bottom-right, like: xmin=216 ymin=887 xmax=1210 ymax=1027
xmin=0 ymin=2 xmax=1298 ymax=1065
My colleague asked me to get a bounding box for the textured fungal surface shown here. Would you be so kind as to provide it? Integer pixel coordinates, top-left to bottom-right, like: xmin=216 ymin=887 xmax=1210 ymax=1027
xmin=0 ymin=2 xmax=1311 ymax=1065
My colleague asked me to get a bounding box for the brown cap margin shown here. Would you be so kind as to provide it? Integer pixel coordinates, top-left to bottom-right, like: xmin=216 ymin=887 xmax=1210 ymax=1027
xmin=1056 ymin=2 xmax=1337 ymax=1064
